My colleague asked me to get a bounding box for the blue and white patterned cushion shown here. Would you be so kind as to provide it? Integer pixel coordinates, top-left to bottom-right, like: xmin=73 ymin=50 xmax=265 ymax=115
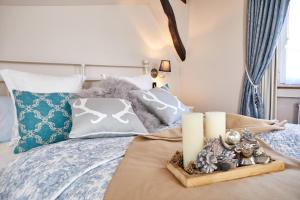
xmin=13 ymin=90 xmax=73 ymax=153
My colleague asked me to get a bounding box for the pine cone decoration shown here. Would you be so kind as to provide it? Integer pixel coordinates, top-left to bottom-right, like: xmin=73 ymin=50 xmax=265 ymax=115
xmin=208 ymin=138 xmax=225 ymax=156
xmin=217 ymin=149 xmax=238 ymax=170
xmin=241 ymin=129 xmax=257 ymax=143
xmin=185 ymin=161 xmax=197 ymax=174
xmin=170 ymin=151 xmax=183 ymax=167
xmin=177 ymin=129 xmax=274 ymax=175
xmin=196 ymin=148 xmax=218 ymax=173
xmin=217 ymin=149 xmax=236 ymax=161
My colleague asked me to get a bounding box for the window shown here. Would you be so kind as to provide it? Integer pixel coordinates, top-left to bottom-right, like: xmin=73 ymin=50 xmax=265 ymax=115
xmin=279 ymin=0 xmax=300 ymax=85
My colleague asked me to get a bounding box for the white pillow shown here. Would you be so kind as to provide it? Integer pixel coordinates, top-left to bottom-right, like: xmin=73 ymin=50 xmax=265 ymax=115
xmin=0 ymin=69 xmax=85 ymax=141
xmin=0 ymin=97 xmax=14 ymax=142
xmin=100 ymin=74 xmax=153 ymax=90
xmin=1 ymin=69 xmax=84 ymax=94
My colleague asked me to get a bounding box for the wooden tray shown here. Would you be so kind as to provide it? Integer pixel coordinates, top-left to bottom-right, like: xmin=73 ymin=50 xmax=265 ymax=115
xmin=167 ymin=160 xmax=285 ymax=187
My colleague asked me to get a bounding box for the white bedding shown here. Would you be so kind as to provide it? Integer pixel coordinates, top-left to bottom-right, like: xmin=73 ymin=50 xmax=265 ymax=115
xmin=0 ymin=142 xmax=17 ymax=172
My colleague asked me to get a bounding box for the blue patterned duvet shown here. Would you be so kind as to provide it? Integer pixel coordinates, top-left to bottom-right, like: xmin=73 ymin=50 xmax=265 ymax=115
xmin=0 ymin=137 xmax=133 ymax=200
xmin=0 ymin=124 xmax=299 ymax=200
xmin=257 ymin=123 xmax=300 ymax=160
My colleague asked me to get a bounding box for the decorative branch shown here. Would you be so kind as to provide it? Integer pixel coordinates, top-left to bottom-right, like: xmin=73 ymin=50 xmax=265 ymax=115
xmin=160 ymin=0 xmax=186 ymax=61
xmin=73 ymin=99 xmax=107 ymax=124
xmin=112 ymin=99 xmax=135 ymax=124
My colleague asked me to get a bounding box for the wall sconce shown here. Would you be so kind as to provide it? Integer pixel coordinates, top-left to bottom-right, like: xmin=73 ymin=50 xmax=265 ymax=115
xmin=159 ymin=60 xmax=171 ymax=74
xmin=151 ymin=68 xmax=159 ymax=88
xmin=159 ymin=60 xmax=171 ymax=79
xmin=151 ymin=60 xmax=171 ymax=88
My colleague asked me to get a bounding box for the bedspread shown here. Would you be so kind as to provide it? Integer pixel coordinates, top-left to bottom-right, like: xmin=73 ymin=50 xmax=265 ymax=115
xmin=258 ymin=123 xmax=300 ymax=160
xmin=0 ymin=137 xmax=133 ymax=200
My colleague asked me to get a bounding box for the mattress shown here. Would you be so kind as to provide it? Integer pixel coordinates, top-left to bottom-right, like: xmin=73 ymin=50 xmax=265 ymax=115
xmin=0 ymin=142 xmax=17 ymax=172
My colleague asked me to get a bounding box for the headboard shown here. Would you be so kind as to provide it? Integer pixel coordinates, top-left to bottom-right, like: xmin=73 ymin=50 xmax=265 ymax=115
xmin=0 ymin=59 xmax=150 ymax=96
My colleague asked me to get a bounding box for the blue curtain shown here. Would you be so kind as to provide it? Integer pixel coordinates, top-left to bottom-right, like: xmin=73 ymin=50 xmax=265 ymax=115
xmin=240 ymin=0 xmax=290 ymax=118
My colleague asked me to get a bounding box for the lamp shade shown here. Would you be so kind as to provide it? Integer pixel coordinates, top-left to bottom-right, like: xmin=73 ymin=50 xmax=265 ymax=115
xmin=159 ymin=60 xmax=171 ymax=72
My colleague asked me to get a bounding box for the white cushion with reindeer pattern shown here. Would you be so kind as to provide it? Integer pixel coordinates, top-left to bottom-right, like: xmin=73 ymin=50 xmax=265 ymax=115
xmin=69 ymin=98 xmax=147 ymax=138
xmin=130 ymin=88 xmax=190 ymax=125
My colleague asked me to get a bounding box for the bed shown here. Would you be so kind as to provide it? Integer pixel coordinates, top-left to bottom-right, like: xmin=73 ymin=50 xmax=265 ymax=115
xmin=0 ymin=60 xmax=299 ymax=200
xmin=0 ymin=123 xmax=299 ymax=200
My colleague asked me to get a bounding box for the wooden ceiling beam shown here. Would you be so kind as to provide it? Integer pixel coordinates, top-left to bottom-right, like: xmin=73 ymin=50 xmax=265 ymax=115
xmin=160 ymin=0 xmax=186 ymax=61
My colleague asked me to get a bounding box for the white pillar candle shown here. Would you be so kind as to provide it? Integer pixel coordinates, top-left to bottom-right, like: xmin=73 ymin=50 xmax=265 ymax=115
xmin=182 ymin=113 xmax=204 ymax=168
xmin=205 ymin=112 xmax=226 ymax=140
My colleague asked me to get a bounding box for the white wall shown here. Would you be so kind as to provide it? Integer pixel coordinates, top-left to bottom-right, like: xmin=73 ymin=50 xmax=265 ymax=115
xmin=181 ymin=0 xmax=245 ymax=113
xmin=0 ymin=3 xmax=186 ymax=96
xmin=0 ymin=0 xmax=247 ymax=113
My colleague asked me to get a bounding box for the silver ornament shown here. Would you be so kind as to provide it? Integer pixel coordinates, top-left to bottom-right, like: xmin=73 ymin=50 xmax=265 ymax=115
xmin=225 ymin=130 xmax=241 ymax=145
xmin=240 ymin=142 xmax=255 ymax=158
xmin=221 ymin=136 xmax=235 ymax=150
xmin=240 ymin=156 xmax=256 ymax=166
xmin=254 ymin=153 xmax=271 ymax=164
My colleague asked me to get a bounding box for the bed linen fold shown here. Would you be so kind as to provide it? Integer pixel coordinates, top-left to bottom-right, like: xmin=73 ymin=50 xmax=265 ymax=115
xmin=104 ymin=129 xmax=300 ymax=200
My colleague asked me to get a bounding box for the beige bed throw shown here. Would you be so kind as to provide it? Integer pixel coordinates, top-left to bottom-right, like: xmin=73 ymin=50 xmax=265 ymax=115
xmin=144 ymin=113 xmax=287 ymax=141
xmin=226 ymin=113 xmax=287 ymax=134
xmin=104 ymin=128 xmax=300 ymax=200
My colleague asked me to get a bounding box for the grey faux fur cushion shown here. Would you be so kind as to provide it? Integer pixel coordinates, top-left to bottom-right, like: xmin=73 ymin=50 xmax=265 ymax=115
xmin=80 ymin=78 xmax=161 ymax=131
